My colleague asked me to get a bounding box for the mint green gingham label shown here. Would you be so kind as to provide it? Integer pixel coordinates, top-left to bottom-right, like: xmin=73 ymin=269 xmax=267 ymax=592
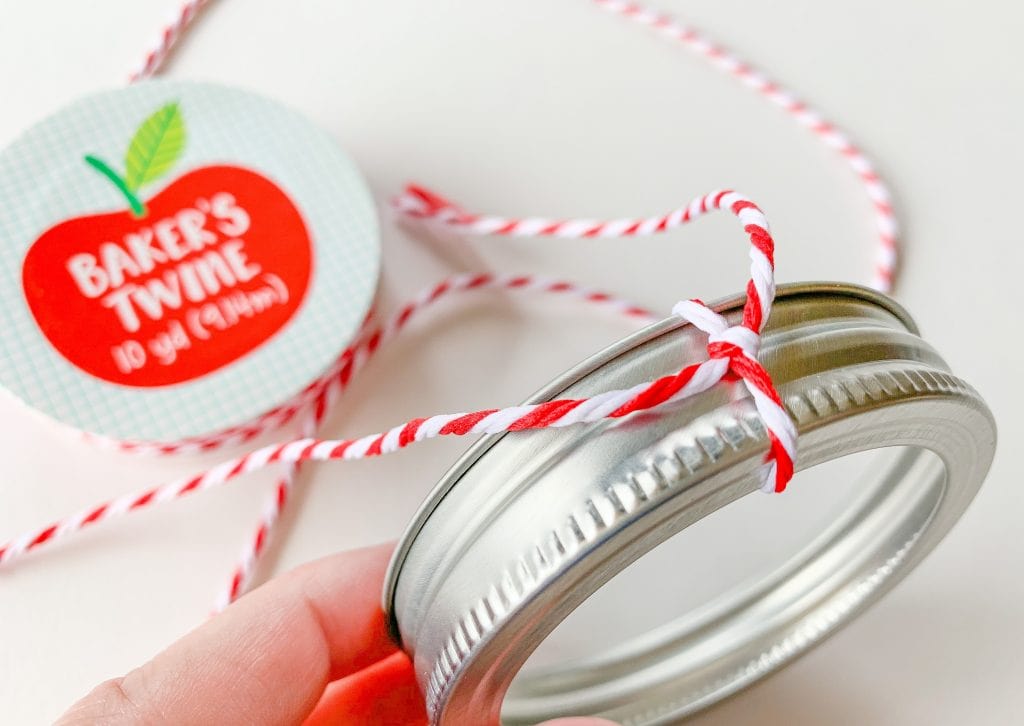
xmin=0 ymin=81 xmax=379 ymax=442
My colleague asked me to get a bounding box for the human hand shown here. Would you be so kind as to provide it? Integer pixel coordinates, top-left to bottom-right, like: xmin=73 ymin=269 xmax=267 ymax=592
xmin=57 ymin=543 xmax=618 ymax=726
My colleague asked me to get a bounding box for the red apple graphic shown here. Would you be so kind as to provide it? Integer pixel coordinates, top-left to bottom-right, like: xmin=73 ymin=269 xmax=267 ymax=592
xmin=21 ymin=101 xmax=313 ymax=388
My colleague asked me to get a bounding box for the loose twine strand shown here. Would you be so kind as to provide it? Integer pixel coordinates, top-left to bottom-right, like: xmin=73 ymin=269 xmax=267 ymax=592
xmin=0 ymin=191 xmax=792 ymax=563
xmin=2 ymin=0 xmax=899 ymax=612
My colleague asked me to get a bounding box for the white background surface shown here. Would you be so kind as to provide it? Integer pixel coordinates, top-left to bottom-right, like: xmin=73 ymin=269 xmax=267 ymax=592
xmin=1 ymin=1 xmax=1021 ymax=723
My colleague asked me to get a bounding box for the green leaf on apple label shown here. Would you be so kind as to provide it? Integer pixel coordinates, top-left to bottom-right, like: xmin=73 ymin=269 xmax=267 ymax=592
xmin=83 ymin=101 xmax=186 ymax=218
xmin=124 ymin=101 xmax=186 ymax=192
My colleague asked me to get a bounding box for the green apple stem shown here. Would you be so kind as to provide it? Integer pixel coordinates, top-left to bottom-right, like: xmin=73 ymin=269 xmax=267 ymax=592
xmin=84 ymin=155 xmax=147 ymax=218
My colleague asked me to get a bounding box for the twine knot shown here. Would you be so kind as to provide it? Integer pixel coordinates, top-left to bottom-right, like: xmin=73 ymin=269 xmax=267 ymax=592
xmin=672 ymin=297 xmax=794 ymax=493
xmin=707 ymin=323 xmax=761 ymax=362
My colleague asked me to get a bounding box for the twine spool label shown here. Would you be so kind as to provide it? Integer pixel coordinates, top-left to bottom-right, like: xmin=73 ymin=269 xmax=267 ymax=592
xmin=0 ymin=80 xmax=379 ymax=442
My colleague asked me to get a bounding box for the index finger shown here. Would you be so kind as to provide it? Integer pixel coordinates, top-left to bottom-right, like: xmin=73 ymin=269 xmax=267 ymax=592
xmin=58 ymin=542 xmax=399 ymax=725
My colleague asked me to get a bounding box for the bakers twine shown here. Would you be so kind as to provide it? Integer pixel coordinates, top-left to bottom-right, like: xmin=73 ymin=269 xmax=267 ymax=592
xmin=2 ymin=1 xmax=898 ymax=611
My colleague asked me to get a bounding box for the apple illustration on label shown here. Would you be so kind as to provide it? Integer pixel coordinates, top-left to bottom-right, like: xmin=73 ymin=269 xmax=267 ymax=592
xmin=21 ymin=101 xmax=313 ymax=388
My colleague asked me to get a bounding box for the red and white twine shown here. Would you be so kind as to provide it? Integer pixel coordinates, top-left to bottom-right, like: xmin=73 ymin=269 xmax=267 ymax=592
xmin=129 ymin=0 xmax=211 ymax=83
xmin=593 ymin=0 xmax=898 ymax=292
xmin=130 ymin=0 xmax=898 ymax=292
xmin=213 ymin=273 xmax=658 ymax=609
xmin=0 ymin=190 xmax=793 ymax=572
xmin=2 ymin=1 xmax=898 ymax=610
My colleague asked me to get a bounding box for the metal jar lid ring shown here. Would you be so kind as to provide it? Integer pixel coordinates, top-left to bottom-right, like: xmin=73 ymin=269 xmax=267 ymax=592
xmin=383 ymin=282 xmax=996 ymax=725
